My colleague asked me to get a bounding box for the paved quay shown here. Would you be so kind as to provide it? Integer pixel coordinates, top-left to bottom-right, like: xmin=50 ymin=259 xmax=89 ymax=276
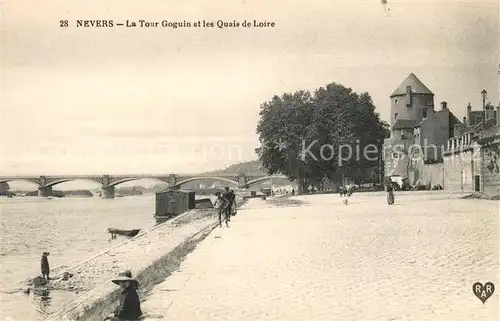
xmin=141 ymin=192 xmax=498 ymax=321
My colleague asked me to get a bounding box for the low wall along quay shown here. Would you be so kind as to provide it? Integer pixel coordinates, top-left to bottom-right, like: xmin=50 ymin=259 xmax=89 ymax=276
xmin=46 ymin=208 xmax=221 ymax=321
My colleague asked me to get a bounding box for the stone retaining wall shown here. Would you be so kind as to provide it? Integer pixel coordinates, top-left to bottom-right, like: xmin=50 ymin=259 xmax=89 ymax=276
xmin=47 ymin=209 xmax=219 ymax=321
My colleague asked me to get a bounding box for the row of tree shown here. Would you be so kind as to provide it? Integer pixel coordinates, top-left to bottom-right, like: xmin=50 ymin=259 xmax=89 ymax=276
xmin=256 ymin=82 xmax=389 ymax=194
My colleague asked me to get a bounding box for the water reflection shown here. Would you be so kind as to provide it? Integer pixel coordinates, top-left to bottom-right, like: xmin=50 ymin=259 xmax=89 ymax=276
xmin=31 ymin=287 xmax=52 ymax=315
xmin=0 ymin=194 xmax=212 ymax=320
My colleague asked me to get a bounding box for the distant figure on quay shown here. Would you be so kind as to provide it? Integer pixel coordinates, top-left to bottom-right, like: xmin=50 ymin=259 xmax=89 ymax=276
xmin=41 ymin=252 xmax=50 ymax=281
xmin=386 ymin=183 xmax=395 ymax=205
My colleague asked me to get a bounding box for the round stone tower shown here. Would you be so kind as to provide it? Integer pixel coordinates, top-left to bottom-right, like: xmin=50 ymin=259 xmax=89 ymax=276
xmin=389 ymin=73 xmax=435 ymax=129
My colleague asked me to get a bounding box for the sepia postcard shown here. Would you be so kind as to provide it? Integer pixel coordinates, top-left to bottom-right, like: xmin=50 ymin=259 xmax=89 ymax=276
xmin=0 ymin=1 xmax=499 ymax=320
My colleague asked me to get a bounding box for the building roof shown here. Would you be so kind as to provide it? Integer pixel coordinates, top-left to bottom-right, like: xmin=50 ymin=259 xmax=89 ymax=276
xmin=413 ymin=108 xmax=458 ymax=125
xmin=416 ymin=109 xmax=446 ymax=127
xmin=473 ymin=118 xmax=497 ymax=131
xmin=390 ymin=73 xmax=434 ymax=97
xmin=393 ymin=119 xmax=421 ymax=130
xmin=477 ymin=125 xmax=500 ymax=142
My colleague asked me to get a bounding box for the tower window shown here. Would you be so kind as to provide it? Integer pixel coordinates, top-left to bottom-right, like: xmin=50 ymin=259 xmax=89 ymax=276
xmin=394 ymin=113 xmax=398 ymax=119
xmin=395 ymin=99 xmax=398 ymax=103
xmin=423 ymin=109 xmax=427 ymax=118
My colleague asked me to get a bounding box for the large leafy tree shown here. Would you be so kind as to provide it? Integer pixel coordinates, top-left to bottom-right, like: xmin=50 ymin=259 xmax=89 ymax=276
xmin=256 ymin=82 xmax=389 ymax=193
xmin=255 ymin=91 xmax=321 ymax=193
xmin=311 ymin=84 xmax=388 ymax=184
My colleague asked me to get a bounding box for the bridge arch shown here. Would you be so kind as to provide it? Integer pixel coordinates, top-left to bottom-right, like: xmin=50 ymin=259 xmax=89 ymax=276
xmin=45 ymin=178 xmax=103 ymax=187
xmin=175 ymin=177 xmax=238 ymax=187
xmin=109 ymin=177 xmax=169 ymax=187
xmin=246 ymin=175 xmax=289 ymax=186
xmin=0 ymin=179 xmax=40 ymax=187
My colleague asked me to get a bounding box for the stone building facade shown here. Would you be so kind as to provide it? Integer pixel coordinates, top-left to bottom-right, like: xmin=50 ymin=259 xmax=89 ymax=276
xmin=383 ymin=73 xmax=460 ymax=187
xmin=443 ymin=105 xmax=500 ymax=196
xmin=481 ymin=134 xmax=500 ymax=196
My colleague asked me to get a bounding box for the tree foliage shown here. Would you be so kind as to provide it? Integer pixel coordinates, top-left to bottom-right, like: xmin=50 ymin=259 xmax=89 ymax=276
xmin=256 ymin=82 xmax=389 ymax=193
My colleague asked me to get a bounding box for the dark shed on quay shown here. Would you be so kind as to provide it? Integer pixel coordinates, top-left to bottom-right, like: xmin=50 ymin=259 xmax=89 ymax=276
xmin=155 ymin=189 xmax=196 ymax=216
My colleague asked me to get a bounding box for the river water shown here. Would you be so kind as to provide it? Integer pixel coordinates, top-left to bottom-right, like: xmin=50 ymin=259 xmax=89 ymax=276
xmin=0 ymin=194 xmax=214 ymax=321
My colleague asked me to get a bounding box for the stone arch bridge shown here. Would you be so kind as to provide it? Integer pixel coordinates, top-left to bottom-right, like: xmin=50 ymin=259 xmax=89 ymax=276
xmin=0 ymin=173 xmax=287 ymax=198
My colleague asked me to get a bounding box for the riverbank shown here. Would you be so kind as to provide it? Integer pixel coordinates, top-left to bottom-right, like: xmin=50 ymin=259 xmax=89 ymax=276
xmin=0 ymin=196 xmax=160 ymax=288
xmin=46 ymin=197 xmax=255 ymax=320
xmin=0 ymin=195 xmax=207 ymax=320
xmin=22 ymin=197 xmax=249 ymax=320
xmin=46 ymin=208 xmax=219 ymax=321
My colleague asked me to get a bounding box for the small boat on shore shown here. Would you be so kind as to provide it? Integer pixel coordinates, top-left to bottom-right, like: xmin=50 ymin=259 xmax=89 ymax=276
xmin=107 ymin=228 xmax=141 ymax=237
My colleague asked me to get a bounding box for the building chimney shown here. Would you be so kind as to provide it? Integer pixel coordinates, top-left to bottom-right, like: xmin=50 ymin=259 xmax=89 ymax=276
xmin=463 ymin=116 xmax=466 ymax=125
xmin=441 ymin=101 xmax=447 ymax=110
xmin=485 ymin=102 xmax=494 ymax=120
xmin=453 ymin=124 xmax=462 ymax=138
xmin=405 ymin=85 xmax=412 ymax=107
xmin=466 ymin=103 xmax=472 ymax=126
xmin=497 ymin=105 xmax=500 ymax=127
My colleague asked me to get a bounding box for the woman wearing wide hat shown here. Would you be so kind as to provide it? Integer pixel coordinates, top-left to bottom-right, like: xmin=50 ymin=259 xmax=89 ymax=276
xmin=105 ymin=270 xmax=143 ymax=320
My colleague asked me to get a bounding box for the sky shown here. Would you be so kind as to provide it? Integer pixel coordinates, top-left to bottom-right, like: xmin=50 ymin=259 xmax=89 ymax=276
xmin=1 ymin=0 xmax=499 ymax=187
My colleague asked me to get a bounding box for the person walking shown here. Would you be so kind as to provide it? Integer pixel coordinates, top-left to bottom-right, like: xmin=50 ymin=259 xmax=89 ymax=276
xmin=41 ymin=252 xmax=50 ymax=281
xmin=339 ymin=186 xmax=345 ymax=197
xmin=347 ymin=185 xmax=355 ymax=197
xmin=214 ymin=192 xmax=230 ymax=228
xmin=386 ymin=183 xmax=395 ymax=205
xmin=228 ymin=188 xmax=237 ymax=216
xmin=341 ymin=191 xmax=348 ymax=205
xmin=105 ymin=270 xmax=143 ymax=320
xmin=222 ymin=187 xmax=235 ymax=219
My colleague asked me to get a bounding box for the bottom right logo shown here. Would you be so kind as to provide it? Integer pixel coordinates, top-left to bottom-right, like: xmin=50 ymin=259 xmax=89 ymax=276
xmin=473 ymin=282 xmax=495 ymax=304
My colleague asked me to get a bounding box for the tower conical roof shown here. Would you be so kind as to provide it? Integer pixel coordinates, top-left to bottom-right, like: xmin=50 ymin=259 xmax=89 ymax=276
xmin=390 ymin=73 xmax=434 ymax=97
